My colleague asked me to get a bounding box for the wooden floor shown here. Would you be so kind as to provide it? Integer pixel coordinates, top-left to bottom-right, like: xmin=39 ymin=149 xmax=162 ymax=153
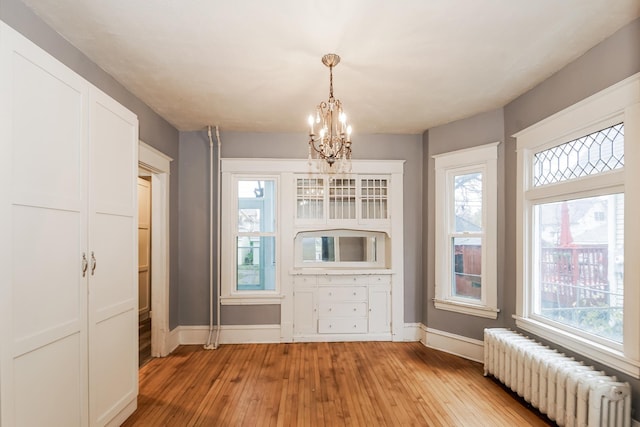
xmin=122 ymin=342 xmax=553 ymax=426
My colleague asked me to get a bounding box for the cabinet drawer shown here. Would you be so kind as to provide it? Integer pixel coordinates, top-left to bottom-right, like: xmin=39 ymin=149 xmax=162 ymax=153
xmin=318 ymin=302 xmax=367 ymax=317
xmin=369 ymin=275 xmax=392 ymax=285
xmin=318 ymin=275 xmax=368 ymax=285
xmin=318 ymin=286 xmax=366 ymax=301
xmin=293 ymin=275 xmax=317 ymax=286
xmin=318 ymin=318 xmax=367 ymax=334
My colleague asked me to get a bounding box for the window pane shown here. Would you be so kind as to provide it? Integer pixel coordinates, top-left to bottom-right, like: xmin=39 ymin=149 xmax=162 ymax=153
xmin=533 ymin=123 xmax=624 ymax=187
xmin=534 ymin=194 xmax=624 ymax=342
xmin=452 ymin=236 xmax=482 ymax=300
xmin=237 ymin=236 xmax=276 ymax=291
xmin=238 ymin=180 xmax=275 ymax=232
xmin=454 ymin=172 xmax=483 ymax=232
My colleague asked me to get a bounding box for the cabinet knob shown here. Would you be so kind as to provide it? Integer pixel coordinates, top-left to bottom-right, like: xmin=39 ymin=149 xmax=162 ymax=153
xmin=353 ymin=292 xmax=356 ymax=296
xmin=353 ymin=308 xmax=357 ymax=311
xmin=329 ymin=308 xmax=332 ymax=312
xmin=329 ymin=292 xmax=332 ymax=296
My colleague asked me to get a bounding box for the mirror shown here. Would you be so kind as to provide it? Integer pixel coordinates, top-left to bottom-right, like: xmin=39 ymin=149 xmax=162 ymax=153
xmin=301 ymin=236 xmax=377 ymax=263
xmin=295 ymin=230 xmax=386 ymax=268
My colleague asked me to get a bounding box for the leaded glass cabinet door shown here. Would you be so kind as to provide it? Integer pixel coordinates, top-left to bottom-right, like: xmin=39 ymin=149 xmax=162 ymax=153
xmin=360 ymin=177 xmax=389 ymax=223
xmin=295 ymin=177 xmax=324 ymax=223
xmin=328 ymin=177 xmax=356 ymax=221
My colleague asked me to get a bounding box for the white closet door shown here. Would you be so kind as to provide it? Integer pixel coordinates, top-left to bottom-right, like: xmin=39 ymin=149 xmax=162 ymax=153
xmin=0 ymin=23 xmax=89 ymax=427
xmin=87 ymin=88 xmax=138 ymax=425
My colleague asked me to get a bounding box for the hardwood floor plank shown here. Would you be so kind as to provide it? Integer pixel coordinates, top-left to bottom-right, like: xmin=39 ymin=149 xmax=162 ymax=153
xmin=122 ymin=342 xmax=553 ymax=427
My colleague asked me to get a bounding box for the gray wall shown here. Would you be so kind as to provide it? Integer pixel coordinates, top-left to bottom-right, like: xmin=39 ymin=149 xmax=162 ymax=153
xmin=1 ymin=0 xmax=182 ymax=328
xmin=178 ymin=130 xmax=423 ymax=326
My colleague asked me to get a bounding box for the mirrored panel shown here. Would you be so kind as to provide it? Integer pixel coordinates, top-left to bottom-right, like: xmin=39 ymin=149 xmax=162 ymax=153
xmin=295 ymin=230 xmax=386 ymax=268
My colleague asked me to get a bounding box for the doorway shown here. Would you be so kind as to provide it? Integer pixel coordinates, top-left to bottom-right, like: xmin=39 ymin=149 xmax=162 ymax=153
xmin=138 ymin=141 xmax=172 ymax=358
xmin=137 ymin=175 xmax=152 ymax=366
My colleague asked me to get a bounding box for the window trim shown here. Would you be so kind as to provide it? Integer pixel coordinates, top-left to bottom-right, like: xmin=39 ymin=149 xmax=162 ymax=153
xmin=514 ymin=72 xmax=640 ymax=378
xmin=433 ymin=142 xmax=500 ymax=319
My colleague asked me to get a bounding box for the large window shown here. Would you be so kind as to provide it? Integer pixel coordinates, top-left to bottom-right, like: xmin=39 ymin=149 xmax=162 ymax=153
xmin=434 ymin=142 xmax=499 ymax=319
xmin=515 ymin=73 xmax=640 ymax=377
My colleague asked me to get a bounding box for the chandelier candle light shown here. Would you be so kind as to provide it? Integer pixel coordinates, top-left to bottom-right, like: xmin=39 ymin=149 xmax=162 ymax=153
xmin=308 ymin=53 xmax=352 ymax=172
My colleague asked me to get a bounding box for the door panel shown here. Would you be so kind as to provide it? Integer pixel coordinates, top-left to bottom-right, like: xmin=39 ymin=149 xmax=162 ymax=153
xmin=88 ymin=87 xmax=138 ymax=425
xmin=14 ymin=334 xmax=83 ymax=427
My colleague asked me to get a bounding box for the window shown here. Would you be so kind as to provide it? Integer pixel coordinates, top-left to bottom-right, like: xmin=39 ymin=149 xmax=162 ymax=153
xmin=514 ymin=73 xmax=640 ymax=377
xmin=434 ymin=142 xmax=499 ymax=319
xmin=221 ymin=171 xmax=280 ymax=304
xmin=236 ymin=179 xmax=276 ymax=291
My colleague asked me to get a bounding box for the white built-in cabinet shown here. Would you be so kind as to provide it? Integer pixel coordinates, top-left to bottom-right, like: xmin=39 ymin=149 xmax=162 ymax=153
xmin=292 ymin=273 xmax=392 ymax=340
xmin=0 ymin=23 xmax=138 ymax=427
xmin=289 ymin=163 xmax=403 ymax=342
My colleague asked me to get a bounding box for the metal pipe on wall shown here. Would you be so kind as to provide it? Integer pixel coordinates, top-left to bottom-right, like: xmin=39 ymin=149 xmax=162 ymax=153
xmin=204 ymin=125 xmax=222 ymax=350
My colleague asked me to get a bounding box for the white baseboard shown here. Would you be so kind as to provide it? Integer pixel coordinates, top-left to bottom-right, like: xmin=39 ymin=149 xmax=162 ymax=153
xmin=421 ymin=326 xmax=484 ymax=363
xmin=162 ymin=323 xmax=483 ymax=366
xmin=167 ymin=324 xmax=282 ymax=347
xmin=402 ymin=322 xmax=422 ymax=341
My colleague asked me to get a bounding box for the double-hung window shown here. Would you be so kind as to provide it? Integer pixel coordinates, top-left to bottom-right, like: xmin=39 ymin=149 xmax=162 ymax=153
xmin=514 ymin=74 xmax=640 ymax=377
xmin=434 ymin=142 xmax=499 ymax=319
xmin=221 ymin=169 xmax=280 ymax=304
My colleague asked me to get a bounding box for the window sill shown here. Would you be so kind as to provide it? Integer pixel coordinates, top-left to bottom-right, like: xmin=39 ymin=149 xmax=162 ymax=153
xmin=220 ymin=295 xmax=284 ymax=305
xmin=433 ymin=299 xmax=499 ymax=319
xmin=514 ymin=315 xmax=640 ymax=379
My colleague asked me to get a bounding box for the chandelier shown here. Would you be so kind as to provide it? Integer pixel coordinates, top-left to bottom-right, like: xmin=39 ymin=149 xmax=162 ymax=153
xmin=307 ymin=53 xmax=352 ymax=172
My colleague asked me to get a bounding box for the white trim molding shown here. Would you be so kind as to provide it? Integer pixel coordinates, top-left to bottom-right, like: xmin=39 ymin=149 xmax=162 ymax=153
xmin=139 ymin=140 xmax=173 ymax=358
xmin=433 ymin=142 xmax=500 ymax=319
xmin=420 ymin=326 xmax=484 ymax=363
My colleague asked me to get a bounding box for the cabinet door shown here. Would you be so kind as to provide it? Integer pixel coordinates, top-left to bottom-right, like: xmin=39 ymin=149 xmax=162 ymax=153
xmin=295 ymin=177 xmax=325 ymax=223
xmin=0 ymin=22 xmax=87 ymax=426
xmin=87 ymin=87 xmax=139 ymax=425
xmin=293 ymin=289 xmax=317 ymax=335
xmin=328 ymin=177 xmax=357 ymax=222
xmin=0 ymin=23 xmax=89 ymax=427
xmin=369 ymin=285 xmax=391 ymax=334
xmin=360 ymin=176 xmax=389 ymax=223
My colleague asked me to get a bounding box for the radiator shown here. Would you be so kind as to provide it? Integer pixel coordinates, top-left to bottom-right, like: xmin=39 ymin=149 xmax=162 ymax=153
xmin=483 ymin=328 xmax=631 ymax=427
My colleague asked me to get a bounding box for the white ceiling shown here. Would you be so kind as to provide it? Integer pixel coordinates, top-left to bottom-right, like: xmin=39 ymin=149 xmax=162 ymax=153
xmin=21 ymin=0 xmax=640 ymax=134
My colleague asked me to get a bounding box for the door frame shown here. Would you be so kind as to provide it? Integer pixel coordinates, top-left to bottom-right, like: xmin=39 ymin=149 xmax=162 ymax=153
xmin=139 ymin=141 xmax=173 ymax=357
